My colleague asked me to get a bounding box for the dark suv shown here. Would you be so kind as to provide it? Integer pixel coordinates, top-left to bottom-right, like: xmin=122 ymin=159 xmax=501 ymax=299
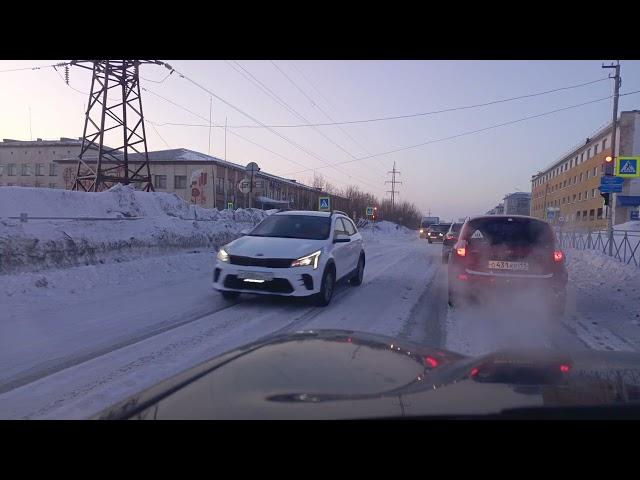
xmin=447 ymin=215 xmax=568 ymax=316
xmin=426 ymin=223 xmax=451 ymax=244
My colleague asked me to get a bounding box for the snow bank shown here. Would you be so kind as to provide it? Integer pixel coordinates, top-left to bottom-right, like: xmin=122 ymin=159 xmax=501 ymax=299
xmin=0 ymin=186 xmax=270 ymax=275
xmin=358 ymin=220 xmax=415 ymax=239
xmin=566 ymin=249 xmax=640 ymax=292
xmin=615 ymin=220 xmax=640 ymax=232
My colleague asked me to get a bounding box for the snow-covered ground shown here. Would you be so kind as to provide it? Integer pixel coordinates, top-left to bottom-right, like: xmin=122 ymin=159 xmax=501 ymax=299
xmin=0 ymin=185 xmax=271 ymax=274
xmin=0 ymin=205 xmax=639 ymax=418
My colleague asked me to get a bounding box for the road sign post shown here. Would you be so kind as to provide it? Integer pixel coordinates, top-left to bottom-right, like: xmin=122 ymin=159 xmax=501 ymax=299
xmin=366 ymin=206 xmax=374 ymax=216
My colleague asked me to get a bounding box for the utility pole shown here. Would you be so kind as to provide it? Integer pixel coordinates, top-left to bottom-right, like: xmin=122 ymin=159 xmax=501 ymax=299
xmin=208 ymin=97 xmax=212 ymax=155
xmin=385 ymin=161 xmax=402 ymax=208
xmin=603 ymin=60 xmax=621 ymax=257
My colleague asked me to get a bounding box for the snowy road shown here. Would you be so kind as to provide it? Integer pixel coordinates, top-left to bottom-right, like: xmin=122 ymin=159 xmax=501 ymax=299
xmin=0 ymin=232 xmax=637 ymax=419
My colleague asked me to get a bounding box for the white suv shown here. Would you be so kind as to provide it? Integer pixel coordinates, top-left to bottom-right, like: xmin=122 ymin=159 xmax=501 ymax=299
xmin=213 ymin=211 xmax=365 ymax=306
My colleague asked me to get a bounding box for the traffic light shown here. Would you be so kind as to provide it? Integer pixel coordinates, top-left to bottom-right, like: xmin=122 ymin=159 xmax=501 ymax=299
xmin=604 ymin=156 xmax=614 ymax=175
xmin=601 ymin=192 xmax=610 ymax=206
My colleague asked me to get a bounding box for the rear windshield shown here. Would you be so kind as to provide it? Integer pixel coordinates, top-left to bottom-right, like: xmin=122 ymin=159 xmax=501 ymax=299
xmin=430 ymin=224 xmax=451 ymax=232
xmin=451 ymin=223 xmax=463 ymax=233
xmin=462 ymin=218 xmax=555 ymax=247
xmin=249 ymin=215 xmax=331 ymax=240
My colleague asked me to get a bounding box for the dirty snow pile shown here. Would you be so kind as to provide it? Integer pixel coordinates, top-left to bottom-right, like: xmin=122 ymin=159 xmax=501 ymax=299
xmin=565 ymin=248 xmax=640 ymax=294
xmin=0 ymin=185 xmax=271 ymax=274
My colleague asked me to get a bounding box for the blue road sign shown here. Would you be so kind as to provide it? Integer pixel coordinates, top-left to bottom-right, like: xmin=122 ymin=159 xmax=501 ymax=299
xmin=616 ymin=157 xmax=640 ymax=177
xmin=366 ymin=207 xmax=374 ymax=216
xmin=319 ymin=197 xmax=330 ymax=211
xmin=599 ymin=184 xmax=623 ymax=193
xmin=600 ymin=176 xmax=624 ymax=185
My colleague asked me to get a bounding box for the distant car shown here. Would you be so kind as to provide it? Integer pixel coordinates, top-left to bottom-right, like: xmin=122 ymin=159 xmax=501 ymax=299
xmin=426 ymin=223 xmax=451 ymax=244
xmin=213 ymin=211 xmax=365 ymax=306
xmin=419 ymin=217 xmax=439 ymax=239
xmin=447 ymin=215 xmax=568 ymax=316
xmin=441 ymin=222 xmax=464 ymax=263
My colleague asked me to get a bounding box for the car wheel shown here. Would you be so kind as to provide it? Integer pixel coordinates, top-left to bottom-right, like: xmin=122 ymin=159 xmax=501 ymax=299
xmin=313 ymin=265 xmax=336 ymax=307
xmin=221 ymin=290 xmax=240 ymax=300
xmin=350 ymin=254 xmax=365 ymax=286
xmin=428 ymin=239 xmax=432 ymax=244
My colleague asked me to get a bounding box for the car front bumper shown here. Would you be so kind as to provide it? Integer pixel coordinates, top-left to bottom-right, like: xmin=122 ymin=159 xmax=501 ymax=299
xmin=212 ymin=261 xmax=323 ymax=297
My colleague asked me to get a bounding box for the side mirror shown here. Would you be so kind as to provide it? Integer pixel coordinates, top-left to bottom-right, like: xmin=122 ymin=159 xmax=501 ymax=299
xmin=333 ymin=234 xmax=351 ymax=243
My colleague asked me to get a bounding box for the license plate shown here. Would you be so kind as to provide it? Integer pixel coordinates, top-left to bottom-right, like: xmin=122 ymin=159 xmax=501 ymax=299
xmin=488 ymin=261 xmax=529 ymax=271
xmin=237 ymin=271 xmax=274 ymax=281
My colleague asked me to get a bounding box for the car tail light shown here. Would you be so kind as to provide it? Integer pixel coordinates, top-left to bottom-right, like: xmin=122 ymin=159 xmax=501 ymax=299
xmin=424 ymin=356 xmax=439 ymax=368
xmin=456 ymin=246 xmax=466 ymax=257
xmin=553 ymin=250 xmax=564 ymax=262
xmin=470 ymin=367 xmax=479 ymax=377
xmin=457 ymin=273 xmax=469 ymax=281
xmin=560 ymin=364 xmax=570 ymax=373
xmin=445 ymin=233 xmax=455 ymax=240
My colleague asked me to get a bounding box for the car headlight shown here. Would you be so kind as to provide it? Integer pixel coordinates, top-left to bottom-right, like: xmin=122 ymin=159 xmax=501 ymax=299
xmin=291 ymin=250 xmax=322 ymax=269
xmin=420 ymin=229 xmax=424 ymax=233
xmin=217 ymin=247 xmax=230 ymax=263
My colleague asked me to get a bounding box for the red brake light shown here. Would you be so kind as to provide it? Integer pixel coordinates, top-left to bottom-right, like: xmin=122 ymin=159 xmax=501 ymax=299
xmin=424 ymin=356 xmax=439 ymax=368
xmin=553 ymin=250 xmax=564 ymax=262
xmin=456 ymin=246 xmax=466 ymax=257
xmin=560 ymin=364 xmax=570 ymax=373
xmin=470 ymin=367 xmax=479 ymax=377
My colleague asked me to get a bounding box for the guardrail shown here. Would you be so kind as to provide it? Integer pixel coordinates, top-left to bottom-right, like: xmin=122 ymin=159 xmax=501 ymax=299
xmin=555 ymin=228 xmax=640 ymax=267
xmin=3 ymin=211 xmax=266 ymax=224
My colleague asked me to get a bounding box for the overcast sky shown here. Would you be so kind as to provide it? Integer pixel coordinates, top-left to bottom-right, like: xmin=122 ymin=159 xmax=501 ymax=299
xmin=2 ymin=60 xmax=639 ymax=220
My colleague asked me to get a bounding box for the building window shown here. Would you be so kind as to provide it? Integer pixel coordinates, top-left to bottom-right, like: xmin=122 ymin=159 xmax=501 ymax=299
xmin=581 ymin=152 xmax=584 ymax=162
xmin=174 ymin=175 xmax=187 ymax=189
xmin=574 ymin=176 xmax=577 ymax=184
xmin=52 ymin=151 xmax=55 ymax=155
xmin=21 ymin=164 xmax=31 ymax=176
xmin=592 ymin=189 xmax=596 ymax=199
xmin=0 ymin=164 xmax=4 ymax=176
xmin=578 ymin=192 xmax=582 ymax=201
xmin=576 ymin=211 xmax=581 ymax=220
xmin=573 ymin=194 xmax=577 ymax=202
xmin=49 ymin=183 xmax=56 ymax=189
xmin=588 ymin=148 xmax=592 ymax=158
xmin=594 ymin=144 xmax=599 ymax=155
xmin=49 ymin=163 xmax=58 ymax=176
xmin=593 ymin=167 xmax=597 ymax=177
xmin=589 ymin=209 xmax=595 ymax=221
xmin=154 ymin=175 xmax=167 ymax=189
xmin=216 ymin=177 xmax=224 ymax=194
xmin=36 ymin=163 xmax=45 ymax=176
xmin=603 ymin=138 xmax=607 ymax=150
xmin=579 ymin=173 xmax=583 ymax=182
xmin=7 ymin=163 xmax=17 ymax=176
xmin=585 ymin=191 xmax=588 ymax=200
xmin=597 ymin=208 xmax=603 ymax=219
xmin=583 ymin=210 xmax=587 ymax=220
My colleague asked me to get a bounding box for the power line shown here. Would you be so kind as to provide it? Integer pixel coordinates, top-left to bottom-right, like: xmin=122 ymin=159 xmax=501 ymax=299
xmin=284 ymin=60 xmax=391 ymax=171
xmin=262 ymin=61 xmax=386 ymax=186
xmin=147 ymin=120 xmax=171 ymax=149
xmin=0 ymin=62 xmax=70 ymax=74
xmin=142 ymin=87 xmax=360 ymax=191
xmin=282 ymin=89 xmax=640 ymax=176
xmin=222 ymin=77 xmax=612 ymax=129
xmin=385 ymin=161 xmax=402 ymax=207
xmin=140 ymin=70 xmax=174 ymax=84
xmin=171 ymin=64 xmax=385 ymax=193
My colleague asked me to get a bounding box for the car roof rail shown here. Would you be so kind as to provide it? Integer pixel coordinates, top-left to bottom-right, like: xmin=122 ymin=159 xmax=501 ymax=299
xmin=331 ymin=210 xmax=349 ymax=217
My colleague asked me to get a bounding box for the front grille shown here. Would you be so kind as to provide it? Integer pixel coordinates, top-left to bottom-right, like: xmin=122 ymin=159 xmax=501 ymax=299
xmin=229 ymin=255 xmax=293 ymax=268
xmin=224 ymin=275 xmax=294 ymax=294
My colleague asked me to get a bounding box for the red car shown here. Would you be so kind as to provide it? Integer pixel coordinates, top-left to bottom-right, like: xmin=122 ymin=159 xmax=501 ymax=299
xmin=447 ymin=215 xmax=568 ymax=316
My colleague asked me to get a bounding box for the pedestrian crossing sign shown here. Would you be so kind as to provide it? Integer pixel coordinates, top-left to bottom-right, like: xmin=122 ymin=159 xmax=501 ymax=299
xmin=615 ymin=157 xmax=640 ymax=178
xmin=319 ymin=197 xmax=330 ymax=211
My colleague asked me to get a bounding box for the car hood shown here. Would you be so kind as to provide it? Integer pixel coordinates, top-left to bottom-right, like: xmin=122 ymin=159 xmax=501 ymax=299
xmin=225 ymin=235 xmax=327 ymax=259
xmin=95 ymin=330 xmax=640 ymax=420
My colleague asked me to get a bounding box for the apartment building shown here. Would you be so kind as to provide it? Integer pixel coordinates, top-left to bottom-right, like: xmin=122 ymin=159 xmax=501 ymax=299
xmin=503 ymin=192 xmax=531 ymax=216
xmin=530 ymin=110 xmax=640 ymax=230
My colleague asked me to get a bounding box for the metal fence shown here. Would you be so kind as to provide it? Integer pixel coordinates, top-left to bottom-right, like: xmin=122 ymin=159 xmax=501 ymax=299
xmin=555 ymin=228 xmax=640 ymax=267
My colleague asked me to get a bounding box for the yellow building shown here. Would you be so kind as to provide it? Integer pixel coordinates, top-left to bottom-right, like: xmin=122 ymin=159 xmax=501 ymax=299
xmin=530 ymin=110 xmax=640 ymax=230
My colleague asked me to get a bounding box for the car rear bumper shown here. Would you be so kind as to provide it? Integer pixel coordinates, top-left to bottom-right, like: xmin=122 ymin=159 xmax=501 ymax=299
xmin=212 ymin=262 xmax=322 ymax=297
xmin=449 ymin=268 xmax=567 ymax=295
